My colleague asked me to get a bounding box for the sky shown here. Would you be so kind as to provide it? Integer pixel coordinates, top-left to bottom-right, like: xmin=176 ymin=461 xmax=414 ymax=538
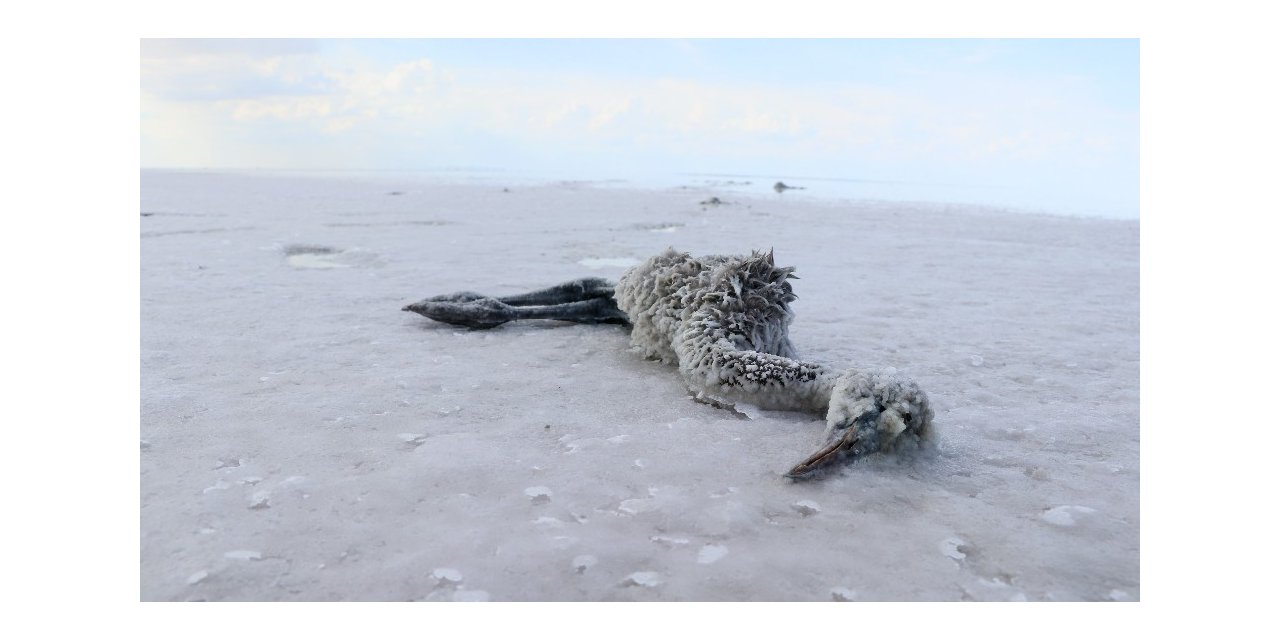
xmin=141 ymin=39 xmax=1138 ymax=217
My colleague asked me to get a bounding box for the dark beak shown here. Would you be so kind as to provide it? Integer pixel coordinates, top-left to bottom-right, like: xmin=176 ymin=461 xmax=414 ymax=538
xmin=784 ymin=409 xmax=881 ymax=480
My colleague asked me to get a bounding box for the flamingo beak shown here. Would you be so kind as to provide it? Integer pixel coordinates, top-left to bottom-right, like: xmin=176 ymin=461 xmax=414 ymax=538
xmin=784 ymin=409 xmax=881 ymax=480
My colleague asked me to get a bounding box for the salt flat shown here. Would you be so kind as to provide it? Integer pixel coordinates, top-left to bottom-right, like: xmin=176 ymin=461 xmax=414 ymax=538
xmin=140 ymin=170 xmax=1138 ymax=601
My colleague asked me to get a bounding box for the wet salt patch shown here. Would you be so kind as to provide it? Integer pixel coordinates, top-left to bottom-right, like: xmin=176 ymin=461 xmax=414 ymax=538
xmin=454 ymin=590 xmax=490 ymax=602
xmin=939 ymin=537 xmax=968 ymax=561
xmin=572 ymin=555 xmax=597 ymax=573
xmin=140 ymin=439 xmax=151 ymax=450
xmin=524 ymin=486 xmax=553 ymax=505
xmin=697 ymin=544 xmax=729 ymax=565
xmin=224 ymin=550 xmax=262 ymax=561
xmin=621 ymin=572 xmax=664 ymax=588
xmin=578 ymin=257 xmax=640 ymax=269
xmin=432 ymin=568 xmax=463 ymax=584
xmin=187 ymin=570 xmax=209 ymax=585
xmin=831 ymin=587 xmax=858 ymax=602
xmin=792 ymin=500 xmax=821 ymax=516
xmin=1041 ymin=505 xmax=1097 ymax=526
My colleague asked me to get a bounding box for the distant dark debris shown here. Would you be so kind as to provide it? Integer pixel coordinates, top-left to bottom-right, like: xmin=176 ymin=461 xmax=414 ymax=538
xmin=700 ymin=197 xmax=725 ymax=206
xmin=773 ymin=182 xmax=806 ymax=193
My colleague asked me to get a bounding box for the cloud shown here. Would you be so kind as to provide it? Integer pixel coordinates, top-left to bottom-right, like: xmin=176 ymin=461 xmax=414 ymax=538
xmin=141 ymin=40 xmax=1136 ymax=181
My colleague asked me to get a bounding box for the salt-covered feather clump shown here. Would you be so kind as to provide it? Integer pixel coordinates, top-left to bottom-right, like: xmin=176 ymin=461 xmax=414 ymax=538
xmin=615 ymin=248 xmax=934 ymax=478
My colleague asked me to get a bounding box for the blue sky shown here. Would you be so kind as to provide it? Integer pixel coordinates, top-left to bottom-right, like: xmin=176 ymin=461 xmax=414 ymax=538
xmin=141 ymin=39 xmax=1138 ymax=216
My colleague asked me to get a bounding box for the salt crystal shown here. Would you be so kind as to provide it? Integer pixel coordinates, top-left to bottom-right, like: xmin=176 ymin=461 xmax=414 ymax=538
xmin=524 ymin=486 xmax=552 ymax=505
xmin=697 ymin=545 xmax=729 ymax=565
xmin=186 ymin=570 xmax=209 ymax=585
xmin=970 ymin=355 xmax=984 ymax=366
xmin=572 ymin=555 xmax=597 ymax=573
xmin=532 ymin=517 xmax=564 ymax=528
xmin=618 ymin=498 xmax=656 ymax=515
xmin=649 ymin=535 xmax=690 ymax=548
xmin=399 ymin=433 xmax=427 ymax=447
xmin=792 ymin=500 xmax=821 ymax=516
xmin=432 ymin=568 xmax=463 ymax=584
xmin=248 ymin=491 xmax=271 ymax=510
xmin=939 ymin=537 xmax=968 ymax=561
xmin=831 ymin=587 xmax=857 ymax=602
xmin=622 ymin=572 xmax=663 ymax=588
xmin=1041 ymin=505 xmax=1097 ymax=526
xmin=224 ymin=550 xmax=261 ymax=561
xmin=550 ymin=536 xmax=579 ymax=549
